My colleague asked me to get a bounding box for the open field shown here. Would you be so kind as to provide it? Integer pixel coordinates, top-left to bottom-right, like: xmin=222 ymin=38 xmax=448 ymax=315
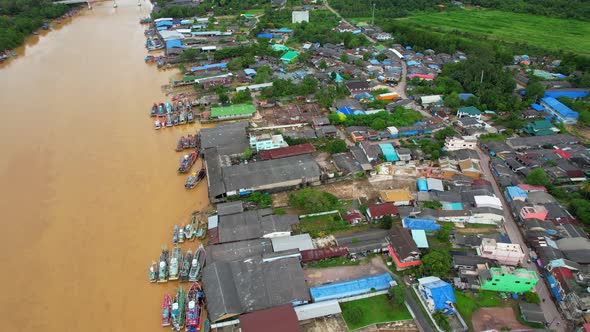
xmin=399 ymin=10 xmax=590 ymax=54
xmin=341 ymin=295 xmax=412 ymax=330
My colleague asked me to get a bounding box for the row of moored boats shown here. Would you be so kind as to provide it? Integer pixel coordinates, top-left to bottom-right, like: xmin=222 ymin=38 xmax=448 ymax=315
xmin=151 ymin=244 xmax=206 ymax=284
xmin=161 ymin=282 xmax=207 ymax=331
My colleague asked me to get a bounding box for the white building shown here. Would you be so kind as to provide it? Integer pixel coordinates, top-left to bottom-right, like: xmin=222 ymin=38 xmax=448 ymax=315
xmin=419 ymin=95 xmax=443 ymax=106
xmin=444 ymin=136 xmax=477 ymax=151
xmin=474 ymin=195 xmax=503 ymax=210
xmin=478 ymin=238 xmax=524 ymax=266
xmin=249 ymin=134 xmax=287 ymax=151
xmin=292 ymin=11 xmax=310 ymax=24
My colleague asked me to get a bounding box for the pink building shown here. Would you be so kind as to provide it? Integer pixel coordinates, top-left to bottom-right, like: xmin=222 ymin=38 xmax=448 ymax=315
xmin=519 ymin=205 xmax=548 ymax=221
xmin=478 ymin=238 xmax=524 ymax=266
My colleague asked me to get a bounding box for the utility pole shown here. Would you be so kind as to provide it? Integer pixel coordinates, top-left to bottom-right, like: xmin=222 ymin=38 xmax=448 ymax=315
xmin=371 ymin=2 xmax=376 ymax=26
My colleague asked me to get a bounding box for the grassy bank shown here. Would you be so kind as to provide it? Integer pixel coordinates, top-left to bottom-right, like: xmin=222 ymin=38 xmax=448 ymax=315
xmin=454 ymin=290 xmax=503 ymax=331
xmin=399 ymin=10 xmax=590 ymax=55
xmin=341 ymin=294 xmax=412 ymax=330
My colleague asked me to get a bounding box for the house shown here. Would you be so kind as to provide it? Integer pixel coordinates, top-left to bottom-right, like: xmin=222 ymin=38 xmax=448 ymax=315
xmin=280 ymin=51 xmax=299 ymax=64
xmin=540 ymin=97 xmax=579 ymax=124
xmin=360 ymin=141 xmax=379 ymax=162
xmin=203 ymin=257 xmax=310 ymax=322
xmin=418 ymin=277 xmax=457 ymax=313
xmin=505 ymin=186 xmax=528 ymax=202
xmin=200 ymin=121 xmax=250 ymax=157
xmin=412 ymin=230 xmax=429 ymax=248
xmin=336 ymin=229 xmax=390 ymax=254
xmin=386 ymin=226 xmax=421 ymax=270
xmin=343 ymin=210 xmax=363 ymax=224
xmin=517 ymin=184 xmax=547 ymax=193
xmin=367 ymin=203 xmax=399 ymax=221
xmin=300 ymin=246 xmax=349 ymax=263
xmin=419 ymin=95 xmax=443 ymax=107
xmin=258 ymin=143 xmax=316 ymax=160
xmin=444 ymin=136 xmax=477 ymax=151
xmin=379 ymin=143 xmax=399 ymax=162
xmin=457 ymin=159 xmax=482 ymax=179
xmin=519 ymin=205 xmax=548 ymax=221
xmin=250 ymin=134 xmax=287 ymax=151
xmin=293 ymin=300 xmax=342 ymax=321
xmin=397 ymin=147 xmax=412 ymax=161
xmin=479 ymin=266 xmax=538 ymax=293
xmin=456 ymin=106 xmax=481 ymax=119
xmin=507 ymin=133 xmax=579 ymax=150
xmin=379 ymin=189 xmax=414 ymax=206
xmin=312 ymin=117 xmax=330 ymax=128
xmin=239 ymin=304 xmax=301 ymax=332
xmin=309 ymin=273 xmax=395 ymax=302
xmin=345 ymin=81 xmax=371 ymax=95
xmin=474 ymin=195 xmax=502 ymax=210
xmin=291 ymin=10 xmax=309 ymax=24
xmin=402 ymin=218 xmax=440 ymax=231
xmin=556 ymin=237 xmax=590 ymax=264
xmin=426 ymin=178 xmax=444 ymax=192
xmin=210 ymin=104 xmax=257 ymax=120
xmin=470 ymin=207 xmax=504 ymax=225
xmin=478 ymin=239 xmax=524 ymax=266
xmin=315 ymin=125 xmax=338 ymax=138
xmin=522 ymin=120 xmax=558 ymax=136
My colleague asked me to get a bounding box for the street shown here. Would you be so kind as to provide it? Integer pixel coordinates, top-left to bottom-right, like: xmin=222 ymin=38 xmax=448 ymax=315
xmin=477 ymin=148 xmax=566 ymax=332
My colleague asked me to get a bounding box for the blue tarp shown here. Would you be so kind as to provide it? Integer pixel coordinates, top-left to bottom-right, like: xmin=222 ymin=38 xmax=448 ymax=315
xmin=421 ymin=279 xmax=456 ymax=311
xmin=402 ymin=218 xmax=440 ymax=231
xmin=407 ymin=60 xmax=420 ymax=66
xmin=338 ymin=107 xmax=354 ymax=115
xmin=545 ymin=90 xmax=589 ymax=99
xmin=354 ymin=92 xmax=373 ymax=100
xmin=309 ymin=273 xmax=393 ymax=302
xmin=370 ymin=59 xmax=380 ymax=65
xmin=547 ymin=276 xmax=562 ymax=301
xmin=531 ymin=103 xmax=545 ymax=111
xmin=417 ymin=179 xmax=428 ymax=192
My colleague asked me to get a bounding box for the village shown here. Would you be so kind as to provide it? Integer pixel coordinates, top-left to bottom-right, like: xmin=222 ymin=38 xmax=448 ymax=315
xmin=142 ymin=1 xmax=590 ymax=332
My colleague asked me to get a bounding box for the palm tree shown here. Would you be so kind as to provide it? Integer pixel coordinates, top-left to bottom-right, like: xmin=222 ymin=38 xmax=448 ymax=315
xmin=581 ymin=179 xmax=590 ymax=198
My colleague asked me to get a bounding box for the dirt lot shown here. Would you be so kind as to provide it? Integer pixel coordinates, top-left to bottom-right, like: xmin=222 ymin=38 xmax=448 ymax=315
xmin=357 ymin=320 xmax=419 ymax=332
xmin=301 ymin=315 xmax=349 ymax=332
xmin=304 ymin=256 xmax=391 ymax=287
xmin=256 ymin=102 xmax=325 ymax=126
xmin=472 ymin=307 xmax=529 ymax=331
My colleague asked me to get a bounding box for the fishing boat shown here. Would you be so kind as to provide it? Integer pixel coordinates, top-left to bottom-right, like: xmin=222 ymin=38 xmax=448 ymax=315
xmin=173 ymin=225 xmax=179 ymax=244
xmin=166 ymin=101 xmax=173 ymax=114
xmin=171 ymin=287 xmax=186 ymax=331
xmin=154 ymin=120 xmax=162 ymax=130
xmin=189 ymin=135 xmax=197 ymax=148
xmin=178 ymin=227 xmax=185 ymax=243
xmin=185 ymin=98 xmax=191 ymax=110
xmin=180 ymin=250 xmax=193 ymax=282
xmin=184 ymin=223 xmax=195 ymax=241
xmin=169 ymin=246 xmax=182 ymax=281
xmin=162 ymin=294 xmax=172 ymax=327
xmin=187 ymin=110 xmax=195 ymax=123
xmin=173 ymin=114 xmax=179 ymax=126
xmin=151 ymin=103 xmax=157 ymax=116
xmin=158 ymin=103 xmax=165 ymax=116
xmin=178 ymin=151 xmax=197 ymax=173
xmin=178 ymin=100 xmax=184 ymax=109
xmin=149 ymin=260 xmax=158 ymax=283
xmin=158 ymin=246 xmax=169 ymax=283
xmin=188 ymin=245 xmax=206 ymax=282
xmin=176 ymin=137 xmax=186 ymax=152
xmin=186 ymin=168 xmax=206 ymax=189
xmin=185 ymin=282 xmax=204 ymax=331
xmin=179 ymin=111 xmax=186 ymax=124
xmin=166 ymin=115 xmax=173 ymax=127
xmin=139 ymin=17 xmax=153 ymax=24
xmin=184 ymin=135 xmax=192 ymax=149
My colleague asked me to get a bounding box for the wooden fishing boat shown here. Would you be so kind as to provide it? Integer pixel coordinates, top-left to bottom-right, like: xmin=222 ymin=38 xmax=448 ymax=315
xmin=189 ymin=134 xmax=197 ymax=148
xmin=171 ymin=287 xmax=186 ymax=331
xmin=173 ymin=225 xmax=179 ymax=244
xmin=173 ymin=114 xmax=179 ymax=126
xmin=162 ymin=294 xmax=172 ymax=326
xmin=151 ymin=103 xmax=157 ymax=116
xmin=166 ymin=115 xmax=173 ymax=127
xmin=185 ymin=172 xmax=198 ymax=190
xmin=149 ymin=260 xmax=158 ymax=283
xmin=169 ymin=246 xmax=182 ymax=281
xmin=176 ymin=136 xmax=186 ymax=152
xmin=185 ymin=282 xmax=204 ymax=331
xmin=180 ymin=250 xmax=193 ymax=282
xmin=158 ymin=103 xmax=165 ymax=116
xmin=158 ymin=246 xmax=169 ymax=283
xmin=188 ymin=245 xmax=206 ymax=282
xmin=187 ymin=110 xmax=195 ymax=123
xmin=179 ymin=111 xmax=186 ymax=124
xmin=178 ymin=151 xmax=197 ymax=173
xmin=154 ymin=120 xmax=161 ymax=130
xmin=178 ymin=226 xmax=185 ymax=243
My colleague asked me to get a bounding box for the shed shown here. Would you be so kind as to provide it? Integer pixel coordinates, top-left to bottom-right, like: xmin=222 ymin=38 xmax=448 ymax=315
xmin=244 ymin=68 xmax=257 ymax=77
xmin=417 ymin=179 xmax=428 ymax=192
xmin=239 ymin=304 xmax=301 ymax=332
xmin=379 ymin=143 xmax=399 ymax=161
xmin=426 ymin=178 xmax=444 ymax=192
xmin=294 ymin=300 xmax=341 ymax=321
xmin=402 ymin=218 xmax=440 ymax=231
xmin=280 ymin=51 xmax=299 ymax=64
xmin=309 ymin=273 xmax=395 ymax=302
xmin=271 ymin=234 xmax=314 ymax=252
xmin=519 ymin=302 xmax=545 ymax=324
xmin=411 ymin=230 xmax=429 ymax=248
xmin=300 ymin=246 xmax=349 ymax=263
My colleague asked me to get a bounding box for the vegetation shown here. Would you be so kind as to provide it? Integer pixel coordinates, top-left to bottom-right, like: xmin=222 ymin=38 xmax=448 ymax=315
xmin=525 ymin=168 xmax=552 ymax=187
xmin=306 ymin=256 xmax=360 ymax=268
xmin=388 ymin=285 xmax=406 ymax=306
xmin=289 ymin=188 xmax=343 ymax=214
xmin=325 ymin=139 xmax=347 ymax=154
xmin=421 ymin=200 xmax=442 ymax=210
xmin=558 ymin=96 xmax=590 ymax=125
xmin=433 ymin=311 xmax=451 ymax=332
xmin=244 ymin=191 xmax=272 ymax=208
xmin=328 ymin=107 xmax=424 ymax=129
xmin=153 ymin=0 xmax=268 ymax=19
xmin=523 ymin=292 xmax=541 ymax=304
xmin=260 ymin=77 xmax=319 ymax=99
xmin=341 ymin=295 xmax=412 ymax=330
xmin=570 ymin=199 xmax=590 ymax=225
xmin=297 ymin=213 xmax=362 ymax=238
xmin=421 ymin=250 xmax=452 ymax=278
xmin=454 ymin=290 xmax=503 ymax=330
xmin=380 ymin=215 xmax=394 ymax=229
xmin=0 ymin=0 xmax=71 ymax=51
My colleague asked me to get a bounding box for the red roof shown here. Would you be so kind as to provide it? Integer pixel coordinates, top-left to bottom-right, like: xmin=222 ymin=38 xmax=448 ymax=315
xmin=567 ymin=170 xmax=585 ymax=178
xmin=258 ymin=143 xmax=316 ymax=160
xmin=387 ymin=244 xmax=421 ymax=269
xmin=239 ymin=304 xmax=301 ymax=332
xmin=517 ymin=184 xmax=548 ymax=192
xmin=368 ymin=203 xmax=399 ymax=218
xmin=583 ymin=323 xmax=590 ymax=332
xmin=300 ymin=246 xmax=349 ymax=263
xmin=553 ymin=149 xmax=571 ymax=159
xmin=553 ymin=266 xmax=575 ymax=279
xmin=343 ymin=212 xmax=362 ymax=221
xmin=472 ymin=179 xmax=492 ymax=187
xmin=207 ymin=228 xmax=219 ymax=245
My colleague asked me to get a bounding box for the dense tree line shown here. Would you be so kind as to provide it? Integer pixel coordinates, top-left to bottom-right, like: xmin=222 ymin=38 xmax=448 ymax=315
xmin=0 ymin=0 xmax=71 ymax=50
xmin=328 ymin=0 xmax=590 ymax=22
xmin=153 ymin=0 xmax=268 ymax=18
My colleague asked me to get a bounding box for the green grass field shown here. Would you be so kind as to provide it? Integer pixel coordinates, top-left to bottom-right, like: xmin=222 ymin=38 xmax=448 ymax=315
xmin=341 ymin=295 xmax=412 ymax=330
xmin=400 ymin=10 xmax=590 ymax=54
xmin=454 ymin=290 xmax=503 ymax=331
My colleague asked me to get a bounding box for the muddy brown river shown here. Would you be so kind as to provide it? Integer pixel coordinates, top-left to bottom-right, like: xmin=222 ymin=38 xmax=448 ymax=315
xmin=0 ymin=1 xmax=209 ymax=330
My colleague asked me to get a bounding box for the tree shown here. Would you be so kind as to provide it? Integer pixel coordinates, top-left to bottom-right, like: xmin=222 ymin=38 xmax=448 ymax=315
xmin=362 ymin=51 xmax=370 ymax=61
xmin=242 ymin=147 xmax=252 ymax=160
xmin=326 ymin=139 xmax=347 ymax=154
xmin=434 ymin=126 xmax=456 ymax=141
xmin=371 ymin=118 xmax=387 ymax=130
xmin=388 ymin=285 xmax=406 ymax=306
xmin=380 ymin=215 xmax=393 ymax=229
xmin=421 ymin=201 xmax=442 ymax=210
xmin=327 ymin=111 xmax=343 ymax=125
xmin=436 ymin=228 xmax=450 ymax=242
xmin=443 ymin=92 xmax=461 ymax=108
xmin=319 ymin=60 xmax=328 ymax=71
xmin=232 ymin=89 xmax=252 ymax=104
xmin=524 ymin=292 xmax=541 ymax=304
xmin=433 ymin=311 xmax=451 ymax=332
xmin=570 ymin=199 xmax=590 ymax=225
xmin=375 ymin=53 xmax=388 ymax=62
xmin=580 ymin=179 xmax=590 ymax=198
xmin=298 ymin=77 xmax=318 ymax=95
xmin=340 ymin=53 xmax=349 ymax=63
xmin=525 ymin=168 xmax=552 ymax=187
xmin=180 ymin=48 xmax=199 ymax=63
xmin=421 ymin=250 xmax=452 ymax=278
xmin=525 ymin=82 xmax=545 ymax=102
xmin=218 ymin=92 xmax=230 ymax=105
xmin=288 ymin=188 xmax=341 ymax=213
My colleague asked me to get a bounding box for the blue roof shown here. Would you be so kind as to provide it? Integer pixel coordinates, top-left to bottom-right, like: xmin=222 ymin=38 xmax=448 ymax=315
xmin=531 ymin=103 xmax=545 ymax=111
xmin=421 ymin=279 xmax=456 ymax=311
xmin=379 ymin=143 xmax=399 ymax=161
xmin=407 ymin=60 xmax=420 ymax=66
xmin=354 ymin=92 xmax=373 ymax=100
xmin=165 ymin=39 xmax=184 ymax=49
xmin=338 ymin=107 xmax=354 ymax=115
xmin=257 ymin=33 xmax=274 ymax=39
xmin=415 ymin=52 xmax=424 ymax=57
xmin=541 ymin=97 xmax=579 ymax=119
xmin=402 ymin=218 xmax=440 ymax=231
xmin=442 ymin=202 xmax=463 ymax=211
xmin=544 ymin=89 xmax=589 ymax=99
xmin=277 ymin=27 xmax=293 ymax=33
xmin=244 ymin=68 xmax=257 ymax=76
xmin=309 ymin=273 xmax=393 ymax=302
xmin=458 ymin=93 xmax=476 ymax=101
xmin=370 ymin=59 xmax=380 ymax=65
xmin=506 ymin=186 xmax=528 ymax=201
xmin=412 ymin=230 xmax=429 ymax=248
xmin=191 ymin=62 xmax=228 ymax=72
xmin=156 ymin=20 xmax=173 ymax=27
xmin=417 ymin=179 xmax=428 ymax=192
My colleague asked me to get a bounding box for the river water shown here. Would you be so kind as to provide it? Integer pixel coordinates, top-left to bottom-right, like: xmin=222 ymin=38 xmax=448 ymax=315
xmin=0 ymin=1 xmax=209 ymax=330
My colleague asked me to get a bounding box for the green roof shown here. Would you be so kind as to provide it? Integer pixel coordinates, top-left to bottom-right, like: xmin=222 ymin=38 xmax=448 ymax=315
xmin=522 ymin=120 xmax=556 ymax=136
xmin=272 ymin=44 xmax=289 ymax=52
xmin=242 ymin=14 xmax=254 ymax=18
xmin=457 ymin=106 xmax=481 ymax=115
xmin=210 ymin=104 xmax=256 ymax=117
xmin=183 ymin=76 xmax=197 ymax=82
xmin=375 ymin=45 xmax=385 ymax=51
xmin=280 ymin=51 xmax=299 ymax=63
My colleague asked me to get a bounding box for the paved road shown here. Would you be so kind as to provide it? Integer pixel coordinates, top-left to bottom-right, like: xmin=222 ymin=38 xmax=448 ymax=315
xmin=477 ymin=148 xmax=566 ymax=331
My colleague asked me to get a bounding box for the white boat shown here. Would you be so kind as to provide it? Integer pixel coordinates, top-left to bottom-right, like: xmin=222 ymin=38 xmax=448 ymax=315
xmin=154 ymin=120 xmax=161 ymax=130
xmin=188 ymin=245 xmax=205 ymax=282
xmin=178 ymin=227 xmax=185 ymax=243
xmin=169 ymin=246 xmax=182 ymax=281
